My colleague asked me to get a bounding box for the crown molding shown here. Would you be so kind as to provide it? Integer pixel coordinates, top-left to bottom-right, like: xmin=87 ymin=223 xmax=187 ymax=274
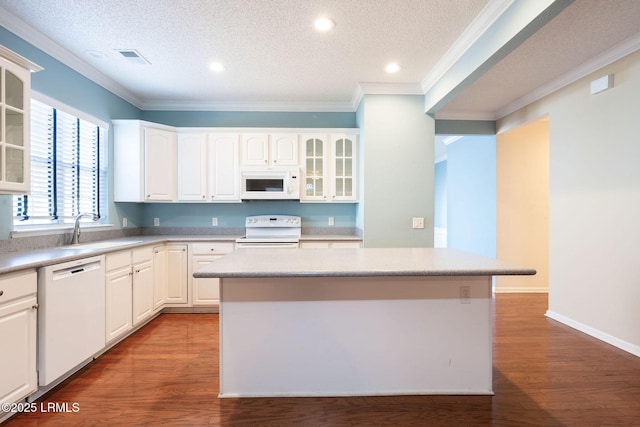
xmin=496 ymin=32 xmax=640 ymax=119
xmin=421 ymin=0 xmax=515 ymax=92
xmin=0 ymin=44 xmax=42 ymax=72
xmin=0 ymin=6 xmax=144 ymax=108
xmin=351 ymin=82 xmax=424 ymax=110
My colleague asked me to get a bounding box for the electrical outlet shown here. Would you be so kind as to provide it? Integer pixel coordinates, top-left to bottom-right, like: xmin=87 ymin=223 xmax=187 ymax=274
xmin=460 ymin=286 xmax=471 ymax=304
xmin=412 ymin=217 xmax=425 ymax=229
xmin=153 ymin=217 xmax=160 ymax=227
xmin=122 ymin=218 xmax=128 ymax=227
xmin=328 ymin=217 xmax=335 ymax=226
xmin=212 ymin=217 xmax=218 ymax=227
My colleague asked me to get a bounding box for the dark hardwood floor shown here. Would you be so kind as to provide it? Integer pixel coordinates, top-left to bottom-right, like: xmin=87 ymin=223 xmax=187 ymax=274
xmin=4 ymin=294 xmax=640 ymax=426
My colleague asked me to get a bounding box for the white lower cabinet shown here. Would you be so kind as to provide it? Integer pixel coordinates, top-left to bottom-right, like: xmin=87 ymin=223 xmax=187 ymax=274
xmin=152 ymin=245 xmax=167 ymax=311
xmin=105 ymin=251 xmax=133 ymax=343
xmin=0 ymin=270 xmax=37 ymax=411
xmin=300 ymin=240 xmax=362 ymax=249
xmin=105 ymin=246 xmax=154 ymax=343
xmin=131 ymin=247 xmax=154 ymax=327
xmin=165 ymin=244 xmax=188 ymax=305
xmin=190 ymin=242 xmax=235 ymax=306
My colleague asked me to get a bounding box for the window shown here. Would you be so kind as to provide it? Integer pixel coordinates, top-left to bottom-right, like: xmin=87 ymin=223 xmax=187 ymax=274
xmin=13 ymin=98 xmax=108 ymax=227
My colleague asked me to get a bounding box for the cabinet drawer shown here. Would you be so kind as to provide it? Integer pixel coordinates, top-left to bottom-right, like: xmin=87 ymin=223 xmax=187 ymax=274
xmin=106 ymin=250 xmax=132 ymax=272
xmin=191 ymin=242 xmax=234 ymax=255
xmin=132 ymin=246 xmax=153 ymax=264
xmin=0 ymin=269 xmax=37 ymax=303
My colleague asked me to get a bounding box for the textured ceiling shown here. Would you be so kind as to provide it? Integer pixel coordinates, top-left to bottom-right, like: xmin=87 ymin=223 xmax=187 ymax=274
xmin=0 ymin=0 xmax=487 ymax=109
xmin=437 ymin=0 xmax=640 ymax=119
xmin=0 ymin=0 xmax=639 ymax=119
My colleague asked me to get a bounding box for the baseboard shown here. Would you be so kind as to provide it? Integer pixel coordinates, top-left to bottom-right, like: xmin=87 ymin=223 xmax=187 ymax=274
xmin=493 ymin=287 xmax=548 ymax=293
xmin=545 ymin=310 xmax=640 ymax=357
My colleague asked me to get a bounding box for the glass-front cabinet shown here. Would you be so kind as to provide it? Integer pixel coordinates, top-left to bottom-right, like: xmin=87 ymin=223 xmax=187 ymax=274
xmin=332 ymin=134 xmax=356 ymax=201
xmin=0 ymin=47 xmax=40 ymax=195
xmin=301 ymin=132 xmax=358 ymax=202
xmin=302 ymin=135 xmax=328 ymax=201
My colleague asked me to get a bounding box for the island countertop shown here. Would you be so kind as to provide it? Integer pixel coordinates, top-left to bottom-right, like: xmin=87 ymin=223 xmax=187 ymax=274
xmin=193 ymin=247 xmax=536 ymax=278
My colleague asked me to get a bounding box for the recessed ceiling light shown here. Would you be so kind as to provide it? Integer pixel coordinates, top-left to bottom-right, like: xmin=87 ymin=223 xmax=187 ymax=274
xmin=385 ymin=63 xmax=401 ymax=73
xmin=209 ymin=62 xmax=225 ymax=72
xmin=314 ymin=17 xmax=335 ymax=32
xmin=85 ymin=50 xmax=108 ymax=61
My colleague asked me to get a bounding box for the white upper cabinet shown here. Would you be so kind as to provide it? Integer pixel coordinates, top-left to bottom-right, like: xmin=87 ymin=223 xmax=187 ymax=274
xmin=241 ymin=133 xmax=299 ymax=167
xmin=144 ymin=128 xmax=177 ymax=201
xmin=301 ymin=134 xmax=328 ymax=201
xmin=241 ymin=133 xmax=269 ymax=165
xmin=177 ymin=132 xmax=240 ymax=202
xmin=208 ymin=133 xmax=240 ymax=201
xmin=0 ymin=48 xmax=41 ymax=195
xmin=301 ymin=133 xmax=357 ymax=203
xmin=113 ymin=120 xmax=177 ymax=202
xmin=177 ymin=133 xmax=208 ymax=201
xmin=270 ymin=133 xmax=299 ymax=166
xmin=331 ymin=134 xmax=357 ymax=202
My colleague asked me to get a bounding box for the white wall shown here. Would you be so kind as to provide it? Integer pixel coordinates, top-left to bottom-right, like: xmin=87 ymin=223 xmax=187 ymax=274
xmin=497 ymin=50 xmax=640 ymax=356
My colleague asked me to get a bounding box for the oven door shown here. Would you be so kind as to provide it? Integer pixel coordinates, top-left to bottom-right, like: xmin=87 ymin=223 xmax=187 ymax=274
xmin=235 ymin=239 xmax=299 ymax=249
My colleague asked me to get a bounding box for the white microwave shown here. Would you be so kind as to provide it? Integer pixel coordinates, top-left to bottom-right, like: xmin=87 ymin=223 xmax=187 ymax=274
xmin=240 ymin=168 xmax=300 ymax=200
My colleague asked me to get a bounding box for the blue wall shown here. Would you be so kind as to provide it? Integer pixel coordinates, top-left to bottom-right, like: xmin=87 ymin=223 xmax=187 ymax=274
xmin=434 ymin=160 xmax=447 ymax=228
xmin=446 ymin=135 xmax=496 ymax=258
xmin=141 ymin=111 xmax=356 ymax=128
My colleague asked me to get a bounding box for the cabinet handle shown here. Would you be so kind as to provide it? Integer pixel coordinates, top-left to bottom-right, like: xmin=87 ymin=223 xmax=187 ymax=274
xmin=0 ymin=290 xmax=3 ymax=296
xmin=32 ymin=303 xmax=39 ymax=309
xmin=210 ymin=248 xmax=215 ymax=252
xmin=202 ymin=195 xmax=205 ymax=199
xmin=264 ymin=159 xmax=267 ymax=163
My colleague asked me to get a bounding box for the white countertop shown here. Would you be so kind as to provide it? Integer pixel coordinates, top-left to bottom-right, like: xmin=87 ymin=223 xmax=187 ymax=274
xmin=193 ymin=247 xmax=536 ymax=278
xmin=0 ymin=234 xmax=363 ymax=275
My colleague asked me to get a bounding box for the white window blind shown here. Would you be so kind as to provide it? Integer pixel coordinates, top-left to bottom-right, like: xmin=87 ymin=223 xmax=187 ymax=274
xmin=13 ymin=99 xmax=107 ymax=226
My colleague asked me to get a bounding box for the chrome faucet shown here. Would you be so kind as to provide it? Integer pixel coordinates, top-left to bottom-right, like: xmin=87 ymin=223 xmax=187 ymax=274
xmin=71 ymin=213 xmax=100 ymax=245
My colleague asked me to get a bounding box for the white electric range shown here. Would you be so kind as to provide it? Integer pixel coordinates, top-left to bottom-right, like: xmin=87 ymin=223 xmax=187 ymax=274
xmin=235 ymin=215 xmax=301 ymax=249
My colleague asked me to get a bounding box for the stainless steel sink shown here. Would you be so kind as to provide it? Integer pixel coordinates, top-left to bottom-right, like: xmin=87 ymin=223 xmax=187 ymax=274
xmin=57 ymin=240 xmax=144 ymax=251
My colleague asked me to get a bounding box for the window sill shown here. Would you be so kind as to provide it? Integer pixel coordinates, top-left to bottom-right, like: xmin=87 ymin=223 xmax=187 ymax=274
xmin=11 ymin=223 xmax=115 ymax=239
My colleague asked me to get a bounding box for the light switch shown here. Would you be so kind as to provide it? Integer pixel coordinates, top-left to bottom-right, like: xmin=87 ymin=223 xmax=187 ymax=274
xmin=412 ymin=217 xmax=425 ymax=229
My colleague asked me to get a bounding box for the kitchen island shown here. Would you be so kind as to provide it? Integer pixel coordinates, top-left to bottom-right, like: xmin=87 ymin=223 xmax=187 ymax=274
xmin=194 ymin=247 xmax=535 ymax=397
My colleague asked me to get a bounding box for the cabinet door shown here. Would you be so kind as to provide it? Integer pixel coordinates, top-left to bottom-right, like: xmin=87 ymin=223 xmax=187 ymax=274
xmin=132 ymin=260 xmax=154 ymax=326
xmin=0 ymin=58 xmax=31 ymax=195
xmin=166 ymin=244 xmax=188 ymax=304
xmin=270 ymin=133 xmax=299 ymax=166
xmin=153 ymin=246 xmax=167 ymax=311
xmin=177 ymin=133 xmax=207 ymax=201
xmin=144 ymin=127 xmax=176 ymax=201
xmin=192 ymin=255 xmax=221 ymax=305
xmin=0 ymin=297 xmax=37 ymax=405
xmin=241 ymin=133 xmax=269 ymax=165
xmin=209 ymin=133 xmax=240 ymax=201
xmin=301 ymin=134 xmax=328 ymax=201
xmin=105 ymin=267 xmax=133 ymax=343
xmin=331 ymin=134 xmax=357 ymax=201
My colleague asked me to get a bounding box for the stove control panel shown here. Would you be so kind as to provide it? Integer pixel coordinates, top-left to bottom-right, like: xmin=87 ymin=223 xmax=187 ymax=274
xmin=245 ymin=215 xmax=301 ymax=228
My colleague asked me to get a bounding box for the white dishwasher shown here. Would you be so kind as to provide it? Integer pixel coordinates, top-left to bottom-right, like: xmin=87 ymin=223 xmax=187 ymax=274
xmin=38 ymin=255 xmax=106 ymax=386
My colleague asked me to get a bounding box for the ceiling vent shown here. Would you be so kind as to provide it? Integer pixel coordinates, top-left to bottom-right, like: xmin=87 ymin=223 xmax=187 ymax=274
xmin=116 ymin=49 xmax=150 ymax=65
